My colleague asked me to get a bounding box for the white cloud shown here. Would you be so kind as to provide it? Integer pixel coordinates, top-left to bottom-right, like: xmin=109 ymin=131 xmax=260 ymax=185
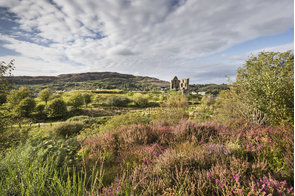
xmin=0 ymin=0 xmax=293 ymax=83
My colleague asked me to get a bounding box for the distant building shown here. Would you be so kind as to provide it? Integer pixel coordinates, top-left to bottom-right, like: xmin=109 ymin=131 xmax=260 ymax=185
xmin=197 ymin=92 xmax=206 ymax=96
xmin=170 ymin=76 xmax=189 ymax=93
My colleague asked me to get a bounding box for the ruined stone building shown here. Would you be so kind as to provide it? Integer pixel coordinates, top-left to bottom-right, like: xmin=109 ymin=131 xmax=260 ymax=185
xmin=170 ymin=76 xmax=189 ymax=92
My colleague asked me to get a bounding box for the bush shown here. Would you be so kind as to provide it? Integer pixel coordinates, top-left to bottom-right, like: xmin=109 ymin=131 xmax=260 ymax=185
xmin=52 ymin=122 xmax=84 ymax=138
xmin=14 ymin=97 xmax=36 ymax=117
xmin=36 ymin=104 xmax=45 ymax=114
xmin=68 ymin=92 xmax=84 ymax=109
xmin=46 ymin=98 xmax=67 ymax=119
xmin=218 ymin=51 xmax=294 ymax=125
xmin=106 ymin=96 xmax=131 ymax=107
xmin=83 ymin=93 xmax=91 ymax=107
xmin=133 ymin=93 xmax=149 ymax=107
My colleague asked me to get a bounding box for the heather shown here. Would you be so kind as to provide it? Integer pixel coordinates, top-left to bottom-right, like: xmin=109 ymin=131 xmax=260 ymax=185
xmin=0 ymin=52 xmax=293 ymax=195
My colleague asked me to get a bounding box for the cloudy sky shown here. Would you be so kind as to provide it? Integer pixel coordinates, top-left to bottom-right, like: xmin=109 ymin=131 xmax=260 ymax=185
xmin=0 ymin=0 xmax=293 ymax=83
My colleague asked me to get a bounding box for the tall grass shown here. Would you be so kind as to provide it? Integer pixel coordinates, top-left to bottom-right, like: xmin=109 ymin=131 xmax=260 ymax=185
xmin=0 ymin=140 xmax=104 ymax=196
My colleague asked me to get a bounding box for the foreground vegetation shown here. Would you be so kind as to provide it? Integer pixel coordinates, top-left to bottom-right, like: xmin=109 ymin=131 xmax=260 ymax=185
xmin=0 ymin=51 xmax=293 ymax=195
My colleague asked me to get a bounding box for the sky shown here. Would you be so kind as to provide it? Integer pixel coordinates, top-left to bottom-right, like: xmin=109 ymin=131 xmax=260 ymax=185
xmin=0 ymin=0 xmax=293 ymax=84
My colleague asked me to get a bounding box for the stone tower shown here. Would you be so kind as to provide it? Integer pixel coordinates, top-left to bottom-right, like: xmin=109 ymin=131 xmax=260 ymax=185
xmin=170 ymin=76 xmax=180 ymax=90
xmin=179 ymin=78 xmax=189 ymax=92
xmin=170 ymin=76 xmax=189 ymax=93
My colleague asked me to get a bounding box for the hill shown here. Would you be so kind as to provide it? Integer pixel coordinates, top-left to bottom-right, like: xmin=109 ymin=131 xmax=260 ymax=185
xmin=6 ymin=72 xmax=170 ymax=92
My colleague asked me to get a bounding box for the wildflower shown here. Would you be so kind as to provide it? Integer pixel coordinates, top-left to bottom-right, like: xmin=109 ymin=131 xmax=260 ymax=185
xmin=287 ymin=187 xmax=293 ymax=194
xmin=233 ymin=174 xmax=239 ymax=182
xmin=216 ymin=179 xmax=219 ymax=185
xmin=252 ymin=185 xmax=255 ymax=191
xmin=199 ymin=140 xmax=204 ymax=145
xmin=207 ymin=172 xmax=210 ymax=178
xmin=281 ymin=181 xmax=287 ymax=185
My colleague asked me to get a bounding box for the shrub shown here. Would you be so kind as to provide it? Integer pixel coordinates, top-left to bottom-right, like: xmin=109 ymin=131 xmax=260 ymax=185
xmin=6 ymin=87 xmax=31 ymax=109
xmin=83 ymin=93 xmax=91 ymax=107
xmin=52 ymin=122 xmax=84 ymax=138
xmin=36 ymin=104 xmax=45 ymax=114
xmin=68 ymin=92 xmax=84 ymax=109
xmin=119 ymin=124 xmax=159 ymax=146
xmin=14 ymin=97 xmax=36 ymax=117
xmin=133 ymin=93 xmax=149 ymax=107
xmin=106 ymin=95 xmax=131 ymax=107
xmin=46 ymin=98 xmax=67 ymax=119
xmin=216 ymin=51 xmax=294 ymax=125
xmin=172 ymin=120 xmax=221 ymax=143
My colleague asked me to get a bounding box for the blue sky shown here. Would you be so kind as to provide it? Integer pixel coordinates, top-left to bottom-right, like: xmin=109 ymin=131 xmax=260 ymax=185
xmin=0 ymin=0 xmax=293 ymax=84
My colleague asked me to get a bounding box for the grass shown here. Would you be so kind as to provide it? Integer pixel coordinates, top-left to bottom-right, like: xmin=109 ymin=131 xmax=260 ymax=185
xmin=0 ymin=92 xmax=293 ymax=195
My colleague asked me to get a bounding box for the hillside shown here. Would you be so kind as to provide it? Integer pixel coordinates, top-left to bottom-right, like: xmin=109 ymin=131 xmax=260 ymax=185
xmin=7 ymin=72 xmax=170 ymax=92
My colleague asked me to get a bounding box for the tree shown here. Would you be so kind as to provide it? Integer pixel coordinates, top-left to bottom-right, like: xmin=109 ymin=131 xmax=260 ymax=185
xmin=0 ymin=60 xmax=14 ymax=131
xmin=0 ymin=60 xmax=14 ymax=92
xmin=14 ymin=97 xmax=36 ymax=117
xmin=226 ymin=51 xmax=293 ymax=125
xmin=7 ymin=87 xmax=31 ymax=109
xmin=46 ymin=98 xmax=67 ymax=119
xmin=68 ymin=92 xmax=84 ymax=109
xmin=36 ymin=104 xmax=45 ymax=115
xmin=83 ymin=94 xmax=91 ymax=108
xmin=38 ymin=88 xmax=52 ymax=105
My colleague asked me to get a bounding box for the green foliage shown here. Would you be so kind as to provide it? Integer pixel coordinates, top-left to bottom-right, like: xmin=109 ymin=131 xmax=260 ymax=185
xmin=190 ymin=83 xmax=229 ymax=96
xmin=52 ymin=122 xmax=84 ymax=138
xmin=0 ymin=138 xmax=101 ymax=196
xmin=106 ymin=95 xmax=131 ymax=107
xmin=215 ymin=51 xmax=294 ymax=125
xmin=133 ymin=93 xmax=149 ymax=107
xmin=234 ymin=51 xmax=294 ymax=125
xmin=0 ymin=60 xmax=14 ymax=92
xmin=46 ymin=98 xmax=68 ymax=119
xmin=7 ymin=87 xmax=32 ymax=109
xmin=14 ymin=97 xmax=36 ymax=117
xmin=38 ymin=88 xmax=52 ymax=105
xmin=67 ymin=115 xmax=110 ymax=126
xmin=190 ymin=95 xmax=215 ymax=122
xmin=68 ymin=92 xmax=84 ymax=109
xmin=163 ymin=94 xmax=188 ymax=108
xmin=36 ymin=104 xmax=45 ymax=115
xmin=101 ymin=112 xmax=151 ymax=133
xmin=83 ymin=93 xmax=91 ymax=107
xmin=0 ymin=93 xmax=6 ymax=105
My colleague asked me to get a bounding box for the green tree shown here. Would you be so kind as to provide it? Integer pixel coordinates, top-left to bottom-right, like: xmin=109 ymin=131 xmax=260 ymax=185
xmin=83 ymin=93 xmax=91 ymax=108
xmin=219 ymin=51 xmax=294 ymax=125
xmin=36 ymin=104 xmax=45 ymax=115
xmin=0 ymin=60 xmax=14 ymax=130
xmin=0 ymin=60 xmax=14 ymax=92
xmin=14 ymin=97 xmax=36 ymax=117
xmin=68 ymin=92 xmax=84 ymax=109
xmin=7 ymin=87 xmax=31 ymax=109
xmin=46 ymin=98 xmax=67 ymax=119
xmin=38 ymin=88 xmax=52 ymax=105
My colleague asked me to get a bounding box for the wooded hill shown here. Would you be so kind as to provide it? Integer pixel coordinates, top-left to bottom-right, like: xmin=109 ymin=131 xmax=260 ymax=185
xmin=6 ymin=72 xmax=170 ymax=92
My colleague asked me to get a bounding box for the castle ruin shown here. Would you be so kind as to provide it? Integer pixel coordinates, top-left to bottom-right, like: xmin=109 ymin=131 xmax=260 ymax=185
xmin=170 ymin=76 xmax=189 ymax=93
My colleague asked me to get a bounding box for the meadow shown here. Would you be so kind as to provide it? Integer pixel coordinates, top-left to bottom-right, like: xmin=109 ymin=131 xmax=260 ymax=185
xmin=0 ymin=51 xmax=293 ymax=195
